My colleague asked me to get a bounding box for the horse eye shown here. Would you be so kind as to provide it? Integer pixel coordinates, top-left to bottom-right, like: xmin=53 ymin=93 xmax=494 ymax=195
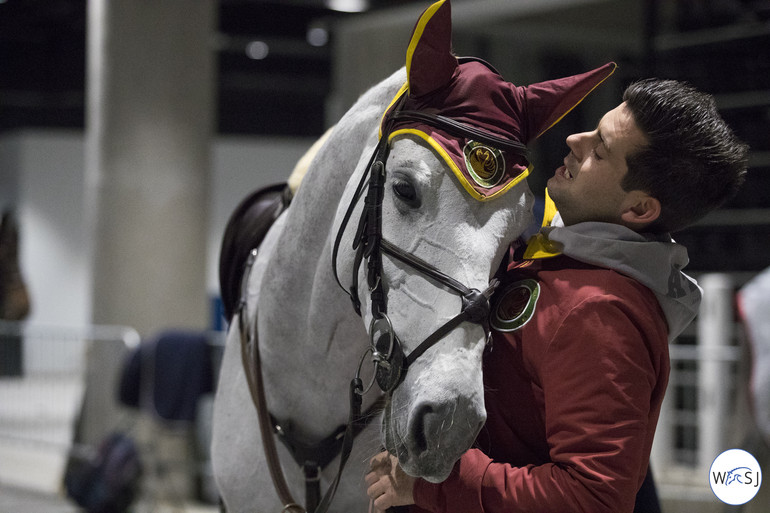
xmin=392 ymin=178 xmax=420 ymax=207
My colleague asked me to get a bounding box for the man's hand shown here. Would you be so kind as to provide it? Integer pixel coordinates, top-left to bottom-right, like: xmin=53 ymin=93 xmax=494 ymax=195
xmin=365 ymin=450 xmax=416 ymax=512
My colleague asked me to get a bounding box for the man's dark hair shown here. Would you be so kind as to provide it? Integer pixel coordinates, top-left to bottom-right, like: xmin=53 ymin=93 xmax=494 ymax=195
xmin=621 ymin=79 xmax=749 ymax=233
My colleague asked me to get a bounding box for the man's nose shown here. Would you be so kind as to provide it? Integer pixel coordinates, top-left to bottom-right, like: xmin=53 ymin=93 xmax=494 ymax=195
xmin=566 ymin=132 xmax=587 ymax=160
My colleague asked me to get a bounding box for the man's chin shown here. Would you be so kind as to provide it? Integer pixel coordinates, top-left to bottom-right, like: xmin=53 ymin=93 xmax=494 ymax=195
xmin=545 ymin=179 xmax=563 ymax=199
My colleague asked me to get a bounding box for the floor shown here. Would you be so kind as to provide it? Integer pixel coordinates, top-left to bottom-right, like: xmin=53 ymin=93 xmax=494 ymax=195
xmin=0 ymin=484 xmax=220 ymax=513
xmin=0 ymin=485 xmax=79 ymax=513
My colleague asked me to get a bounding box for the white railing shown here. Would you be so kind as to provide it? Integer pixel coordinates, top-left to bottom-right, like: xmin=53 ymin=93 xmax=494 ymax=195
xmin=0 ymin=321 xmax=139 ymax=493
xmin=652 ymin=273 xmax=747 ymax=503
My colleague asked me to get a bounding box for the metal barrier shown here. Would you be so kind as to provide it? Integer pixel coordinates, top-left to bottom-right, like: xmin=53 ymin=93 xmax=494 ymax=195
xmin=0 ymin=321 xmax=139 ymax=493
xmin=651 ymin=273 xmax=747 ymax=504
xmin=0 ymin=275 xmax=755 ymax=507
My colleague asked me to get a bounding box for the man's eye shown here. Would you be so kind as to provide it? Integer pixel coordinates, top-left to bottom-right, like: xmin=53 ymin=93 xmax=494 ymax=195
xmin=593 ymin=148 xmax=603 ymax=161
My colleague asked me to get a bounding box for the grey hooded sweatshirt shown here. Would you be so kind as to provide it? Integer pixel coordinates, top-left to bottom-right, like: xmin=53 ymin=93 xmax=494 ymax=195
xmin=542 ymin=213 xmax=702 ymax=342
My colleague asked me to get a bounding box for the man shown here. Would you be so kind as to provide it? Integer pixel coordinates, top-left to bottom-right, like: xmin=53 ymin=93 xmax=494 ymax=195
xmin=365 ymin=78 xmax=749 ymax=512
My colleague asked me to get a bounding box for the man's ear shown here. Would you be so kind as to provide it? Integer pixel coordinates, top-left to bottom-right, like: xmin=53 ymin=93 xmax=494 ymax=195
xmin=620 ymin=191 xmax=661 ymax=227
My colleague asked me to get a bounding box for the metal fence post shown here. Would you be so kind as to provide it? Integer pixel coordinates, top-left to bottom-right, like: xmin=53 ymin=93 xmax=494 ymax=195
xmin=697 ymin=273 xmax=734 ymax=471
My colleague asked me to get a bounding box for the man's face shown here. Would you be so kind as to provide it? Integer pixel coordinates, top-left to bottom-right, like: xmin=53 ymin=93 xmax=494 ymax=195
xmin=547 ymin=102 xmax=649 ymax=226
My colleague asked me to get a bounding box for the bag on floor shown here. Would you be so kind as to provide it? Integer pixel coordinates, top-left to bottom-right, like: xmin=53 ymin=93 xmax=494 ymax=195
xmin=64 ymin=431 xmax=143 ymax=513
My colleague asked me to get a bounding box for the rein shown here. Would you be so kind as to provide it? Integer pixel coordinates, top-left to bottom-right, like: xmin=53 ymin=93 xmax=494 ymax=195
xmin=236 ymin=249 xmax=384 ymax=513
xmin=237 ymin=286 xmax=303 ymax=513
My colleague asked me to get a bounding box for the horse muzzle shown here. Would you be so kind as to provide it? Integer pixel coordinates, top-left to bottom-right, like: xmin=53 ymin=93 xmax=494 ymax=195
xmin=384 ymin=378 xmax=487 ymax=483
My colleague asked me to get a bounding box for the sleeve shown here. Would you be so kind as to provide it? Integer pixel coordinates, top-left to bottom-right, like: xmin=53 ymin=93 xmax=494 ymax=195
xmin=413 ymin=295 xmax=661 ymax=513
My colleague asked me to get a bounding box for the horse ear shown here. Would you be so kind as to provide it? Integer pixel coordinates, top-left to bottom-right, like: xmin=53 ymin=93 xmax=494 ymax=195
xmin=523 ymin=62 xmax=618 ymax=141
xmin=405 ymin=0 xmax=458 ymax=97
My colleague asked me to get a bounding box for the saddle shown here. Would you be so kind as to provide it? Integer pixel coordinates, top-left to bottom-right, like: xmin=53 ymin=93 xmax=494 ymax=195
xmin=218 ymin=183 xmax=292 ymax=321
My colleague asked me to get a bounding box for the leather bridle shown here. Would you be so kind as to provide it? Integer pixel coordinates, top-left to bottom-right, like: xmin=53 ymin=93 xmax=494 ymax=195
xmin=332 ymin=97 xmax=529 ymax=394
xmin=238 ymin=72 xmax=531 ymax=513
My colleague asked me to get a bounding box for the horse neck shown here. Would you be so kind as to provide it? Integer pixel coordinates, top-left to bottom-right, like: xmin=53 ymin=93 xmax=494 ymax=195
xmin=257 ymin=236 xmax=373 ymax=442
xmin=255 ymin=71 xmax=407 ymax=440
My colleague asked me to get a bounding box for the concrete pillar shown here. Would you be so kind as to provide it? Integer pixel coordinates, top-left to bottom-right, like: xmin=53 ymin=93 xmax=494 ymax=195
xmin=86 ymin=0 xmax=215 ymax=337
xmin=81 ymin=0 xmax=216 ymax=501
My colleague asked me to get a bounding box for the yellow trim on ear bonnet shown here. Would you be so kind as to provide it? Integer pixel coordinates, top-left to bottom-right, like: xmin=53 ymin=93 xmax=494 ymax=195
xmin=379 ymin=0 xmax=617 ymax=202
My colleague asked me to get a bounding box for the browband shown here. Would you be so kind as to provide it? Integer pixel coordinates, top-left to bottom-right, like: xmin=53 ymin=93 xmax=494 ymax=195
xmin=389 ymin=110 xmax=529 ymax=158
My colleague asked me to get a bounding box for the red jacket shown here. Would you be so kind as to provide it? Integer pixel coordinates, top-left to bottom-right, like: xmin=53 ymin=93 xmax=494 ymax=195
xmin=412 ymin=255 xmax=670 ymax=513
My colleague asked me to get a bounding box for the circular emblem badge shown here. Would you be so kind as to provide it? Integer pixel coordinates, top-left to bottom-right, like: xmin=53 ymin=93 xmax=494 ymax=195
xmin=463 ymin=140 xmax=505 ymax=188
xmin=491 ymin=279 xmax=540 ymax=332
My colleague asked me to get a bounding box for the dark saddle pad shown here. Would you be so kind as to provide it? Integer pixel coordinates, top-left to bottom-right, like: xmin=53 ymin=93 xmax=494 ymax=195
xmin=218 ymin=183 xmax=292 ymax=320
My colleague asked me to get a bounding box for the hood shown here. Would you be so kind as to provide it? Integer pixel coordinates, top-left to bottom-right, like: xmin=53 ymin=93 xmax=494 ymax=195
xmin=528 ymin=209 xmax=702 ymax=341
xmin=551 ymin=216 xmax=701 ymax=341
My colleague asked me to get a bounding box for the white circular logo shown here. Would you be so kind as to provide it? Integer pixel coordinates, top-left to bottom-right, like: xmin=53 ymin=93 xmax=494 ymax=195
xmin=709 ymin=449 xmax=762 ymax=505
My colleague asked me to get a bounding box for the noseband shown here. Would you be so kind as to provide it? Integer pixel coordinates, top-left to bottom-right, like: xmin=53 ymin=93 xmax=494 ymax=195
xmin=332 ymin=100 xmax=529 ymax=394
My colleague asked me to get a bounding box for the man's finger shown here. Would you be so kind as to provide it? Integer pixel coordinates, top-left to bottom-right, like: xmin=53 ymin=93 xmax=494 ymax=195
xmin=373 ymin=491 xmax=393 ymax=511
xmin=366 ymin=477 xmax=386 ymax=500
xmin=364 ymin=471 xmax=378 ymax=487
xmin=369 ymin=451 xmax=392 ymax=470
xmin=365 ymin=481 xmax=377 ymax=500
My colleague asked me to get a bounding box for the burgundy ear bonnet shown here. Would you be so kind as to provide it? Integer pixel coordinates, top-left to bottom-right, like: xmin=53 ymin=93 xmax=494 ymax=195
xmin=381 ymin=0 xmax=617 ymax=201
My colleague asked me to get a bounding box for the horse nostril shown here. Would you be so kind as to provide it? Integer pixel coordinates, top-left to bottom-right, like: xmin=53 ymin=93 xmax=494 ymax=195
xmin=406 ymin=400 xmax=486 ymax=460
xmin=410 ymin=403 xmax=437 ymax=454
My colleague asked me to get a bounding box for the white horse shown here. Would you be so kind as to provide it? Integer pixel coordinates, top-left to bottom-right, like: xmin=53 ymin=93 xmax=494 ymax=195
xmin=211 ymin=1 xmax=616 ymax=511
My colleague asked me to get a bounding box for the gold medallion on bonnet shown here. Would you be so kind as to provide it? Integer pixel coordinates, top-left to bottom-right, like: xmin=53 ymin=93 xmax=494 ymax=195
xmin=463 ymin=141 xmax=505 ymax=188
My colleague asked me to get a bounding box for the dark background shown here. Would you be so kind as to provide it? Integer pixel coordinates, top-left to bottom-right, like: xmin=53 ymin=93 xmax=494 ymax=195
xmin=1 ymin=0 xmax=768 ymax=273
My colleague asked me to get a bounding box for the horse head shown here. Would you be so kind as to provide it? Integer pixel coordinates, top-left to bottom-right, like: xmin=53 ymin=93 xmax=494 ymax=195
xmin=334 ymin=0 xmax=616 ymax=482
